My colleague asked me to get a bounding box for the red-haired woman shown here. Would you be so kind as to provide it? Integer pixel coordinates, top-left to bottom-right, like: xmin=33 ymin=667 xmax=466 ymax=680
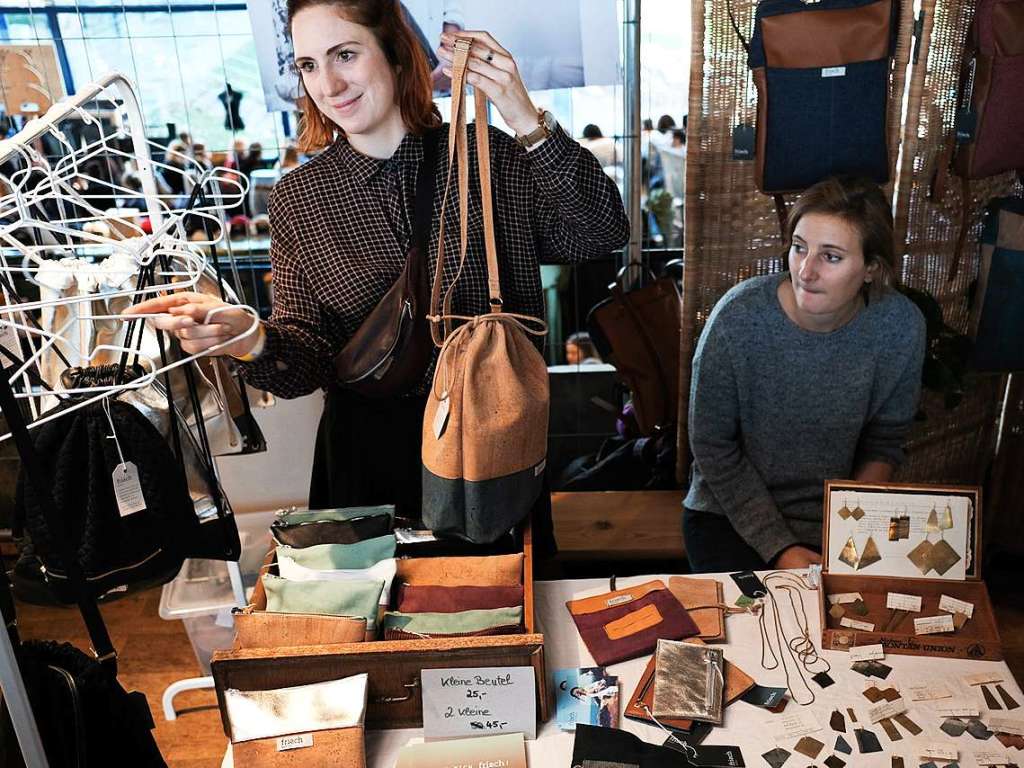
xmin=127 ymin=1 xmax=628 ymax=527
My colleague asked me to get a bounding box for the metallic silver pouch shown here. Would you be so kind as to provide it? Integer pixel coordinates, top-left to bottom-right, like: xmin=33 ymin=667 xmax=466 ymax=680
xmin=651 ymin=639 xmax=725 ymax=724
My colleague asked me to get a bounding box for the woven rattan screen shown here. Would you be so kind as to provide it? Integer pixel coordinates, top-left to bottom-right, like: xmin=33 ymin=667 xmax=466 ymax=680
xmin=679 ymin=0 xmax=1018 ymax=486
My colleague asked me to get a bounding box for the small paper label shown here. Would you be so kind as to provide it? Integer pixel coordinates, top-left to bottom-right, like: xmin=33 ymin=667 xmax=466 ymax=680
xmin=914 ymin=615 xmax=955 ymax=635
xmin=432 ymin=395 xmax=450 ymax=440
xmin=886 ymin=592 xmax=923 ymax=612
xmin=0 ymin=321 xmax=20 ymax=357
xmin=868 ymin=697 xmax=908 ymax=723
xmin=822 ymin=66 xmax=847 ymax=77
xmin=770 ymin=710 xmax=820 ymax=740
xmin=828 ymin=592 xmax=863 ymax=605
xmin=534 ymin=459 xmax=546 ymax=477
xmin=974 ymin=751 xmax=1009 ymax=766
xmin=908 ymin=683 xmax=953 ymax=701
xmin=276 ymin=733 xmax=313 ymax=751
xmin=921 ymin=743 xmax=958 ymax=760
xmin=841 ymin=617 xmax=874 ymax=632
xmin=964 ymin=671 xmax=1004 ymax=686
xmin=939 ymin=595 xmax=974 ymax=618
xmin=935 ymin=701 xmax=980 ymax=717
xmin=606 ymin=594 xmax=633 ymax=607
xmin=849 ymin=644 xmax=885 ymax=662
xmin=989 ymin=715 xmax=1024 ymax=736
xmin=112 ymin=462 xmax=146 ymax=516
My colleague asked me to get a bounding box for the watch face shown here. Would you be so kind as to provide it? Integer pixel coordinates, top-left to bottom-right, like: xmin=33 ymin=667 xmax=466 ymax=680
xmin=542 ymin=110 xmax=557 ymax=132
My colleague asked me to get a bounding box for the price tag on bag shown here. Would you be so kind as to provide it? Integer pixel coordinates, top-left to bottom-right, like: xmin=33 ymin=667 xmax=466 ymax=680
xmin=112 ymin=462 xmax=146 ymax=516
xmin=432 ymin=394 xmax=450 ymax=440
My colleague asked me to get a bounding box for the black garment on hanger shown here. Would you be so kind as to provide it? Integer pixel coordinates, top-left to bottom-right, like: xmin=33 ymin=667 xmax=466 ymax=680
xmin=217 ymin=85 xmax=245 ymax=132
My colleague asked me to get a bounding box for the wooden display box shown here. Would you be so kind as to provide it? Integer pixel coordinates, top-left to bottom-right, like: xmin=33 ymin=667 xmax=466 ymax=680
xmin=211 ymin=526 xmax=547 ymax=732
xmin=819 ymin=481 xmax=1002 ymax=661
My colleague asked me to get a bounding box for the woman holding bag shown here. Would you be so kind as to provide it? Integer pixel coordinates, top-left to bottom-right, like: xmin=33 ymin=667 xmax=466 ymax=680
xmin=125 ymin=1 xmax=629 ymax=529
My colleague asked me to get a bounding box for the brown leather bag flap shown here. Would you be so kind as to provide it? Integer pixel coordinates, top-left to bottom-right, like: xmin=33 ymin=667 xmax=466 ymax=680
xmin=566 ymin=580 xmax=666 ymax=616
xmin=761 ymin=0 xmax=892 ymax=69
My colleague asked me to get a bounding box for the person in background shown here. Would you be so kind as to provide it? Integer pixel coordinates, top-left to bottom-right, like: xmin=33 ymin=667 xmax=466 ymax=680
xmin=683 ymin=176 xmax=926 ymax=573
xmin=578 ymin=124 xmax=617 ymax=168
xmin=565 ymin=331 xmax=601 ymax=366
xmin=275 ymin=143 xmax=302 ymax=173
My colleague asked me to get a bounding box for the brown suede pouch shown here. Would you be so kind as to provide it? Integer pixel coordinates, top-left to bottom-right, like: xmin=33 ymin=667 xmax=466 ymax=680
xmin=396 ymin=584 xmax=524 ymax=613
xmin=396 ymin=553 xmax=523 ymax=587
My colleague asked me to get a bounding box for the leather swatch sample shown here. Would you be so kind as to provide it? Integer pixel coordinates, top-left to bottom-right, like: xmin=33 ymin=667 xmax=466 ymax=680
xmin=982 ymin=684 xmax=1003 ymax=710
xmin=967 ymin=718 xmax=994 ymax=740
xmin=940 ymin=717 xmax=968 ymax=737
xmin=893 ymin=713 xmax=922 ymax=736
xmin=824 ymin=756 xmax=846 ymax=768
xmin=667 ymin=576 xmax=725 ymax=642
xmin=854 ymin=727 xmax=882 ymax=753
xmin=793 ymin=736 xmax=824 ymax=758
xmin=878 ymin=717 xmax=901 ymax=741
xmin=834 ymin=735 xmax=852 ymax=755
xmin=761 ymin=747 xmax=790 ymax=768
xmin=567 ymin=581 xmax=699 ymax=666
xmin=830 ymin=709 xmax=846 ymax=732
xmin=892 ymin=758 xmax=905 ymax=768
xmin=571 ymin=723 xmax=692 ymax=768
xmin=997 ymin=684 xmax=1020 ymax=710
xmin=651 ymin=640 xmax=724 ymax=724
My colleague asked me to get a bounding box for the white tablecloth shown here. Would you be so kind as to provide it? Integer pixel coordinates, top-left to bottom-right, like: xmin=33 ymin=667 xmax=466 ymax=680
xmin=224 ymin=571 xmax=1023 ymax=767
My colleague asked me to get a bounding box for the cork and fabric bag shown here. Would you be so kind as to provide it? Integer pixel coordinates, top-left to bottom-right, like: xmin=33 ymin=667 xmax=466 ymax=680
xmin=421 ymin=39 xmax=549 ymax=543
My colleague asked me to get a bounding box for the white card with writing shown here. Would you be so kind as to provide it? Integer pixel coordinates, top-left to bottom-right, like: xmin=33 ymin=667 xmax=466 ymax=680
xmin=840 ymin=617 xmax=875 ymax=632
xmin=939 ymin=594 xmax=975 ymax=618
xmin=421 ymin=667 xmax=536 ymax=740
xmin=908 ymin=683 xmax=953 ymax=701
xmin=886 ymin=592 xmax=923 ymax=612
xmin=935 ymin=701 xmax=980 ymax=717
xmin=868 ymin=697 xmax=908 ymax=723
xmin=769 ymin=710 xmax=820 ymax=740
xmin=112 ymin=462 xmax=147 ymax=516
xmin=914 ymin=615 xmax=955 ymax=635
xmin=921 ymin=743 xmax=958 ymax=760
xmin=988 ymin=715 xmax=1024 ymax=736
xmin=828 ymin=592 xmax=863 ymax=605
xmin=849 ymin=644 xmax=885 ymax=662
xmin=974 ymin=751 xmax=1008 ymax=766
xmin=964 ymin=671 xmax=1004 ymax=686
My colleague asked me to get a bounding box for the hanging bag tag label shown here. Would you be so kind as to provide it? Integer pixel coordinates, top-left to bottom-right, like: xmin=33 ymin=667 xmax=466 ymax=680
xmin=113 ymin=461 xmax=146 ymax=516
xmin=432 ymin=393 xmax=450 ymax=440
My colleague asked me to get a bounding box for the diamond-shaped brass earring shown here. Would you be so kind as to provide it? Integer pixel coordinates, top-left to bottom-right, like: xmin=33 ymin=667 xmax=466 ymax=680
xmin=837 ymin=498 xmax=852 ymax=520
xmin=850 ymin=498 xmax=865 ymax=521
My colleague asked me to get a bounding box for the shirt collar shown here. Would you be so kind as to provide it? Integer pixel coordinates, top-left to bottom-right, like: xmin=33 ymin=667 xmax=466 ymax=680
xmin=332 ymin=132 xmax=424 ymax=183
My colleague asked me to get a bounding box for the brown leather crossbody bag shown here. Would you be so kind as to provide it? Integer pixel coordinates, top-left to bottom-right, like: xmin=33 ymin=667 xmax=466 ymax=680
xmin=333 ymin=127 xmax=440 ymax=397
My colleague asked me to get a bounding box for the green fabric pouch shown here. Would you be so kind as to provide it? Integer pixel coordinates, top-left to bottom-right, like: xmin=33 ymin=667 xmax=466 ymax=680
xmin=276 ymin=534 xmax=397 ymax=570
xmin=380 ymin=606 xmax=523 ymax=636
xmin=262 ymin=574 xmax=384 ymax=627
xmin=275 ymin=505 xmax=395 ymax=525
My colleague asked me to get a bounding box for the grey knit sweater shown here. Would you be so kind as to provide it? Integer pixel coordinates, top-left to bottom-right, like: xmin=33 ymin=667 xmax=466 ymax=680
xmin=683 ymin=273 xmax=926 ymax=563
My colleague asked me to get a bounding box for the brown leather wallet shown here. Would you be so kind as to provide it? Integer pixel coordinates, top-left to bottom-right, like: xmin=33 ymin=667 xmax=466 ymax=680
xmin=624 ymin=640 xmax=755 ymax=728
xmin=668 ymin=576 xmax=725 ymax=642
xmin=396 ymin=553 xmax=523 ymax=587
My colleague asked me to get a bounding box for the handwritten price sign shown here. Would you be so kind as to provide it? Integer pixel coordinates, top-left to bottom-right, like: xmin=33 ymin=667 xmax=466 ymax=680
xmin=422 ymin=667 xmax=537 ymax=740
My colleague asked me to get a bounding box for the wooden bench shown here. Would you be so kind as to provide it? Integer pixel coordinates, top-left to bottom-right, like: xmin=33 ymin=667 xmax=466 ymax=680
xmin=551 ymin=490 xmax=686 ymax=561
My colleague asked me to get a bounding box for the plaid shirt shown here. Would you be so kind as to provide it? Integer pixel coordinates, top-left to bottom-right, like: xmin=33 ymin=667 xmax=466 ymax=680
xmin=240 ymin=122 xmax=629 ymax=398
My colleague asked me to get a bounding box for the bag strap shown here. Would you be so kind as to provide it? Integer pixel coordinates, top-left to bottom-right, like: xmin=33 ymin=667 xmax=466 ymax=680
xmin=413 ymin=127 xmax=441 ymax=260
xmin=0 ymin=367 xmax=118 ymax=674
xmin=429 ymin=39 xmax=506 ymax=346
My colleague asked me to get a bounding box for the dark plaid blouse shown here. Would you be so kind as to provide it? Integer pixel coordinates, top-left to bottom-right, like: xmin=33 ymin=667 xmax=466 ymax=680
xmin=240 ymin=122 xmax=629 ymax=398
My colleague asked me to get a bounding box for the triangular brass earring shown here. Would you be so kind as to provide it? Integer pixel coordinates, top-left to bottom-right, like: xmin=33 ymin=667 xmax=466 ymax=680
xmin=839 ymin=536 xmax=859 ymax=569
xmin=857 ymin=536 xmax=881 ymax=570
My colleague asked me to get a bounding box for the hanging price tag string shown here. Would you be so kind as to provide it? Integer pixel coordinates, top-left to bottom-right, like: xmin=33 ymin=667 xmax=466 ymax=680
xmin=101 ymin=397 xmax=147 ymax=516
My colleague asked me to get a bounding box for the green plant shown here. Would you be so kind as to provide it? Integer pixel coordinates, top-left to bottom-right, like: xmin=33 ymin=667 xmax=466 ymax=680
xmin=897 ymin=285 xmax=974 ymax=411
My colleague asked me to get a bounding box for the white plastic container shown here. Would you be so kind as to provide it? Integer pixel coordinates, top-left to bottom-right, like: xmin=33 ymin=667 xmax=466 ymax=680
xmin=159 ymin=510 xmax=275 ymax=674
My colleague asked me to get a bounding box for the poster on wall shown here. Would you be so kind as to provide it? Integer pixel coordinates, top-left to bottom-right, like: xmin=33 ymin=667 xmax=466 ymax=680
xmin=0 ymin=44 xmax=65 ymax=116
xmin=248 ymin=0 xmax=619 ymax=113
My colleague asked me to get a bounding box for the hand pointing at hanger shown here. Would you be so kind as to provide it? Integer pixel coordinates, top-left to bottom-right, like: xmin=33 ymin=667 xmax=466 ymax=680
xmin=121 ymin=292 xmax=263 ymax=360
xmin=437 ymin=31 xmax=546 ymax=146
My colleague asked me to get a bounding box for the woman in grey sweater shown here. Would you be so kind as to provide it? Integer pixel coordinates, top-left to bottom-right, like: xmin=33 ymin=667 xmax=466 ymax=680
xmin=683 ymin=176 xmax=926 ymax=573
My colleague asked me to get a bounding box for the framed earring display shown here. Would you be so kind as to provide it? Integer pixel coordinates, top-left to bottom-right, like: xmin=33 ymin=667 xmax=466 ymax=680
xmin=819 ymin=481 xmax=1001 ymax=662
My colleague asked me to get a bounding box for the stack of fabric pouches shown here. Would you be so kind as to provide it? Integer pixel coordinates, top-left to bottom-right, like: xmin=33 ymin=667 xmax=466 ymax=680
xmin=263 ymin=507 xmax=526 ymax=640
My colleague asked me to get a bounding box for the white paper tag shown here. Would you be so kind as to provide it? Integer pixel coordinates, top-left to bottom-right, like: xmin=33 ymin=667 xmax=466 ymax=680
xmin=921 ymin=743 xmax=958 ymax=760
xmin=974 ymin=751 xmax=1009 ymax=766
xmin=828 ymin=592 xmax=863 ymax=605
xmin=606 ymin=594 xmax=633 ymax=607
xmin=939 ymin=594 xmax=975 ymax=618
xmin=914 ymin=615 xmax=955 ymax=635
xmin=421 ymin=667 xmax=537 ymax=740
xmin=432 ymin=395 xmax=450 ymax=440
xmin=964 ymin=671 xmax=1004 ymax=686
xmin=822 ymin=66 xmax=847 ymax=77
xmin=989 ymin=715 xmax=1024 ymax=736
xmin=908 ymin=683 xmax=953 ymax=701
xmin=112 ymin=462 xmax=146 ymax=516
xmin=276 ymin=733 xmax=313 ymax=751
xmin=0 ymin=321 xmax=20 ymax=357
xmin=840 ymin=617 xmax=875 ymax=632
xmin=868 ymin=697 xmax=908 ymax=723
xmin=769 ymin=710 xmax=820 ymax=740
xmin=534 ymin=458 xmax=546 ymax=477
xmin=886 ymin=592 xmax=923 ymax=612
xmin=849 ymin=644 xmax=885 ymax=662
xmin=935 ymin=701 xmax=980 ymax=717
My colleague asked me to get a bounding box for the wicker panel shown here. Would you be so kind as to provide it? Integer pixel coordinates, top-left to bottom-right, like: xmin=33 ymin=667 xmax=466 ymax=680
xmin=678 ymin=0 xmax=915 ymax=476
xmin=889 ymin=0 xmax=1022 ymax=485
